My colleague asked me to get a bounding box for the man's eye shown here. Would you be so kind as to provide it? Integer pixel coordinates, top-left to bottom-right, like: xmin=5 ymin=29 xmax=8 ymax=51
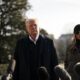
xmin=34 ymin=24 xmax=37 ymax=26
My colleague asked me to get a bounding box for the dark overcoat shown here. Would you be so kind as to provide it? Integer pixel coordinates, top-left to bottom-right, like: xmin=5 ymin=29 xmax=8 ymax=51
xmin=13 ymin=35 xmax=58 ymax=80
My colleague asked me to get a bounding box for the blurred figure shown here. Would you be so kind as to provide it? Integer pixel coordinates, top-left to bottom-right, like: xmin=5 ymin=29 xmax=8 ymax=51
xmin=64 ymin=24 xmax=80 ymax=80
xmin=54 ymin=65 xmax=72 ymax=80
xmin=2 ymin=18 xmax=59 ymax=80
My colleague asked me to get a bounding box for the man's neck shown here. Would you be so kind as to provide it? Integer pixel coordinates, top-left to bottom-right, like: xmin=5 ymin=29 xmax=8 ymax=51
xmin=29 ymin=34 xmax=39 ymax=44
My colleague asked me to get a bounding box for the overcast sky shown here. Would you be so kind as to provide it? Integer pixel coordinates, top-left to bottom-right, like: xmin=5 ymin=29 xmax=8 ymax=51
xmin=26 ymin=0 xmax=80 ymax=39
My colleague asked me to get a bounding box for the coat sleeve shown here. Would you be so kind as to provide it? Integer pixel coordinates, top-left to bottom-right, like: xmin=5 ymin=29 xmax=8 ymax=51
xmin=13 ymin=40 xmax=21 ymax=61
xmin=12 ymin=39 xmax=22 ymax=79
xmin=50 ymin=40 xmax=58 ymax=66
xmin=49 ymin=40 xmax=59 ymax=80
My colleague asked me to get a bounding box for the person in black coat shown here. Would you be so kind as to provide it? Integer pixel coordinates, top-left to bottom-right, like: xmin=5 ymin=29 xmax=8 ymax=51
xmin=2 ymin=18 xmax=59 ymax=80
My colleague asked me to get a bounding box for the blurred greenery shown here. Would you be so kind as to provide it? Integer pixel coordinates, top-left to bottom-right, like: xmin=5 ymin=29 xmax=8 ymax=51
xmin=0 ymin=64 xmax=8 ymax=75
xmin=0 ymin=0 xmax=30 ymax=63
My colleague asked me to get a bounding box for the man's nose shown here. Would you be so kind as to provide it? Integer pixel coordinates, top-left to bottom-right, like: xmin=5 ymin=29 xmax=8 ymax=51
xmin=32 ymin=25 xmax=37 ymax=29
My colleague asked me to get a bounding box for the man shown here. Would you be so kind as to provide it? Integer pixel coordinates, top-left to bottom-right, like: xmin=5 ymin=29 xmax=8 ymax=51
xmin=64 ymin=24 xmax=80 ymax=80
xmin=2 ymin=18 xmax=59 ymax=80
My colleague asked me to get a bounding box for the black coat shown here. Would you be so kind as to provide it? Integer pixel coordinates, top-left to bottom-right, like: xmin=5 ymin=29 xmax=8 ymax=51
xmin=13 ymin=35 xmax=59 ymax=80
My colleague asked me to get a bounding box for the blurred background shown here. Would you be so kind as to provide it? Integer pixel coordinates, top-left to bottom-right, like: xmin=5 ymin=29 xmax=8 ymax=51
xmin=0 ymin=0 xmax=80 ymax=79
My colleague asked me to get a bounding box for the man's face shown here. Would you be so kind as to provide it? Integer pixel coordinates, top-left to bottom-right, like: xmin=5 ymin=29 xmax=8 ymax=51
xmin=25 ymin=19 xmax=39 ymax=38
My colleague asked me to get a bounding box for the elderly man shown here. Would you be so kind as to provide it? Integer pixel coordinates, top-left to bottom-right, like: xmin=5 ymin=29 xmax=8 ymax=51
xmin=2 ymin=18 xmax=59 ymax=80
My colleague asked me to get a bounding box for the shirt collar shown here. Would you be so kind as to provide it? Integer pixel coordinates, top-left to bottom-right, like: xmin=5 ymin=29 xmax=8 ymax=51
xmin=29 ymin=34 xmax=39 ymax=44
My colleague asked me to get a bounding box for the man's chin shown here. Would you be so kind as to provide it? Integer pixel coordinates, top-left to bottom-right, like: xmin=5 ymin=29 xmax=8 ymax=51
xmin=33 ymin=32 xmax=38 ymax=35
